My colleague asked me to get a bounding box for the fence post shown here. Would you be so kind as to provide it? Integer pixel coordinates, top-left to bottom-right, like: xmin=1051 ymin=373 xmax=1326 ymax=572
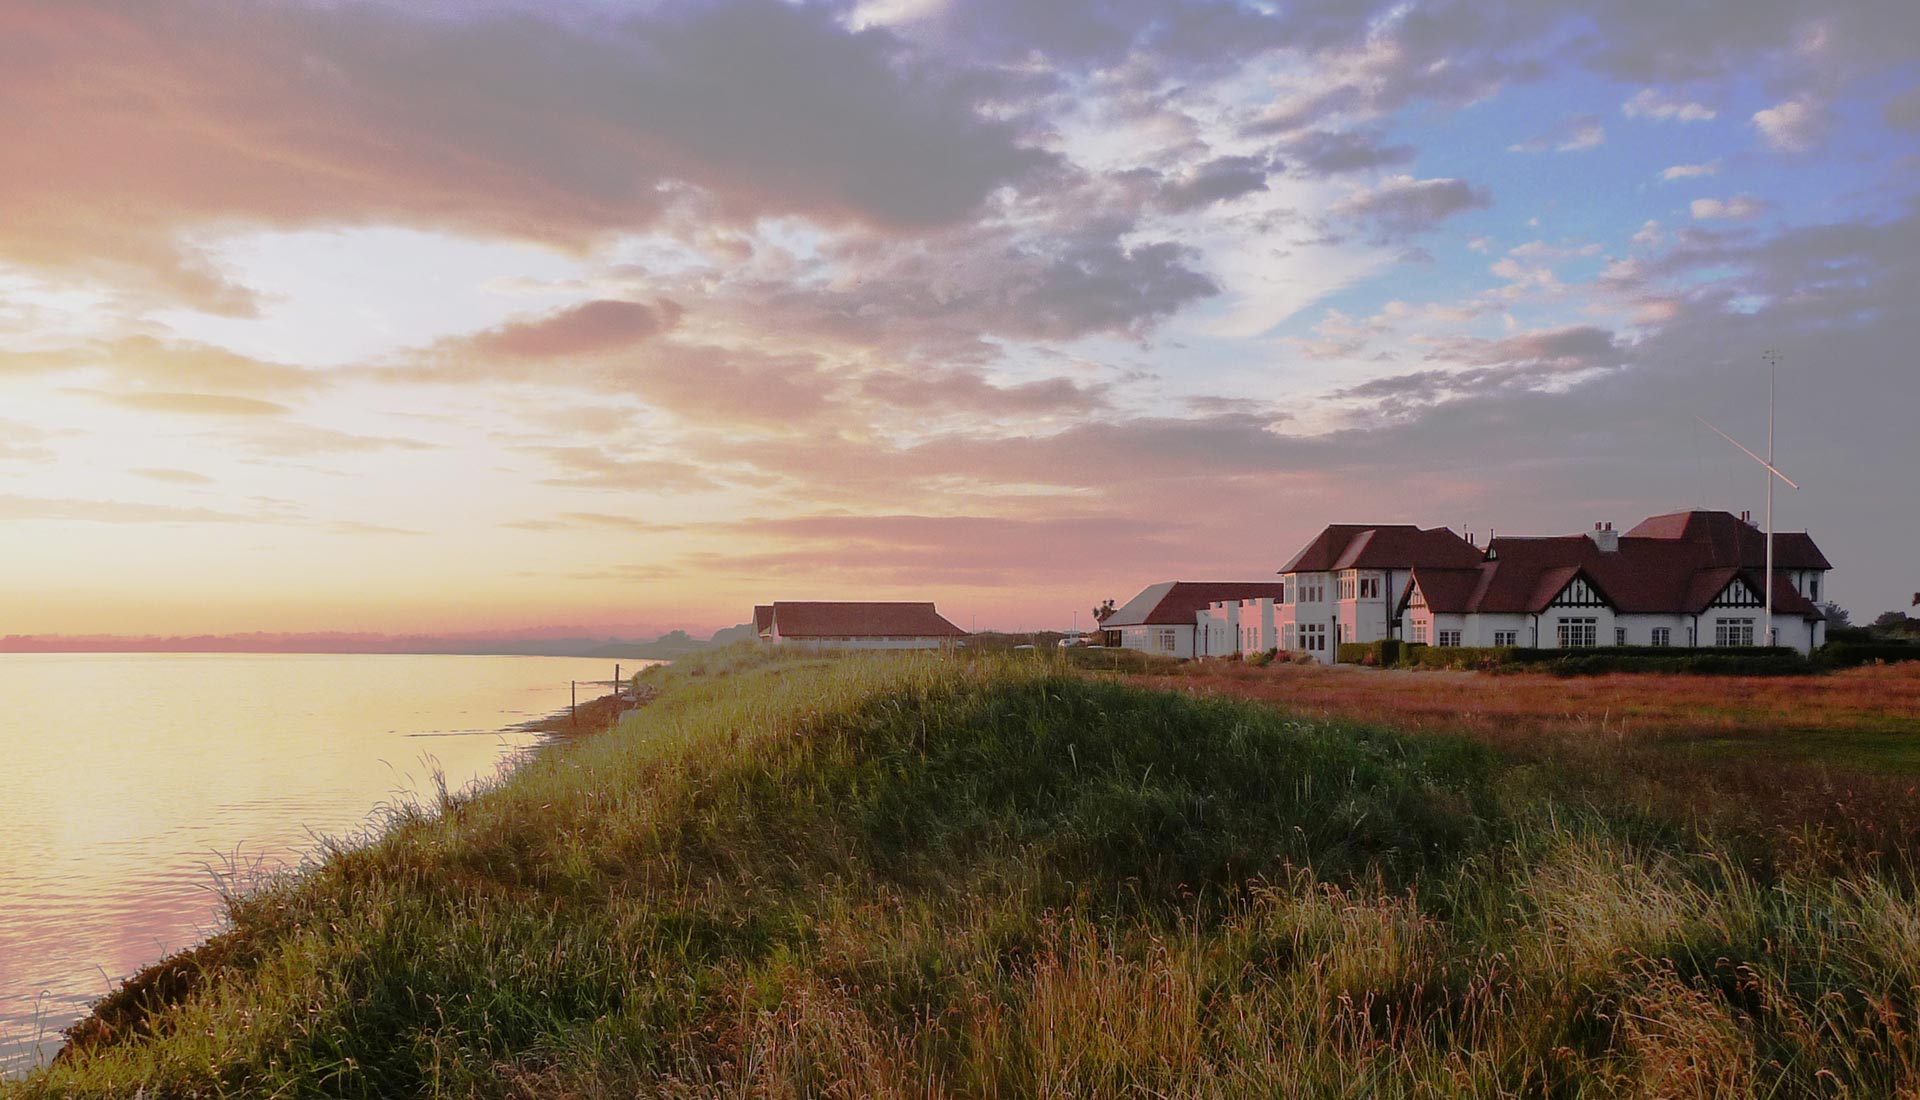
xmin=615 ymin=664 xmax=621 ymax=696
xmin=571 ymin=680 xmax=577 ymax=728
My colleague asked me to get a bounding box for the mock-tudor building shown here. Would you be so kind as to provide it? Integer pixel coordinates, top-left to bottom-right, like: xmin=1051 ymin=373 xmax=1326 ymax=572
xmin=754 ymin=601 xmax=966 ymax=650
xmin=1401 ymin=510 xmax=1831 ymax=654
xmin=1103 ymin=582 xmax=1288 ymax=659
xmin=1111 ymin=509 xmax=1833 ymax=661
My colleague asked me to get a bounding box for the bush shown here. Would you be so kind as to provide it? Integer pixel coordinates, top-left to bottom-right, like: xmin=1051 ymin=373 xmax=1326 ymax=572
xmin=1816 ymin=641 xmax=1920 ymax=668
xmin=1394 ymin=643 xmax=1808 ymax=675
xmin=1548 ymin=653 xmax=1810 ymax=676
xmin=1337 ymin=638 xmax=1403 ymax=666
xmin=1244 ymin=648 xmax=1277 ymax=667
xmin=1403 ymin=644 xmax=1518 ymax=671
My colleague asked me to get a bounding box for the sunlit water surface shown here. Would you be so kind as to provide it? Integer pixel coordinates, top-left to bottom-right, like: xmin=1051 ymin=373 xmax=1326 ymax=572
xmin=0 ymin=652 xmax=652 ymax=1074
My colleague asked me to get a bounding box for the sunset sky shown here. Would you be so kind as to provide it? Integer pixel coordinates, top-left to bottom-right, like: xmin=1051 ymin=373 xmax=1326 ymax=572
xmin=4 ymin=0 xmax=1917 ymax=639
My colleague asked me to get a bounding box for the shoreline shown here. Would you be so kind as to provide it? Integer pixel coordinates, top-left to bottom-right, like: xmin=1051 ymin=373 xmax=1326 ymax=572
xmin=512 ymin=683 xmax=656 ymax=739
xmin=46 ymin=682 xmax=656 ymax=1069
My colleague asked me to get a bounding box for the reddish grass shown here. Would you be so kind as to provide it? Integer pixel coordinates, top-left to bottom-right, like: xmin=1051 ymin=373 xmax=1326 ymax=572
xmin=1124 ymin=662 xmax=1920 ymax=875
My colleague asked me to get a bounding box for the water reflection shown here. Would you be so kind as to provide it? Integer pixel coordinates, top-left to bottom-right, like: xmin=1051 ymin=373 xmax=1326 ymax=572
xmin=0 ymin=652 xmax=644 ymax=1074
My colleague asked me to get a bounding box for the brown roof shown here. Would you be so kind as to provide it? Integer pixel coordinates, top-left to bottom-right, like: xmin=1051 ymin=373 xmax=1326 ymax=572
xmin=753 ymin=605 xmax=774 ymax=635
xmin=1408 ymin=529 xmax=1822 ymax=619
xmin=1280 ymin=524 xmax=1482 ymax=573
xmin=769 ymin=601 xmax=965 ymax=639
xmin=1103 ymin=581 xmax=1289 ymax=627
xmin=1624 ymin=510 xmax=1831 ymax=570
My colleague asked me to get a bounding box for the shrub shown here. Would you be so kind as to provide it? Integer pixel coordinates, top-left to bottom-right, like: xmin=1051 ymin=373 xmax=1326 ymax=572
xmin=1816 ymin=641 xmax=1920 ymax=668
xmin=1336 ymin=638 xmax=1403 ymax=666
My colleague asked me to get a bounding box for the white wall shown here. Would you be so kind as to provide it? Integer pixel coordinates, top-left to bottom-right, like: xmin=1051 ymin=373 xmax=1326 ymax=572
xmin=1116 ymin=624 xmax=1196 ymax=659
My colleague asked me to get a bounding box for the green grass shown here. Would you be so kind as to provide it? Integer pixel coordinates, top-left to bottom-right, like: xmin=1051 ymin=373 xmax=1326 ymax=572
xmin=11 ymin=645 xmax=1920 ymax=1097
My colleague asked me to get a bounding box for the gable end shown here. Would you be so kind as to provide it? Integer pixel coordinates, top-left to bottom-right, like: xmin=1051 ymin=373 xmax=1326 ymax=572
xmin=1548 ymin=576 xmax=1609 ymax=609
xmin=1709 ymin=577 xmax=1765 ymax=609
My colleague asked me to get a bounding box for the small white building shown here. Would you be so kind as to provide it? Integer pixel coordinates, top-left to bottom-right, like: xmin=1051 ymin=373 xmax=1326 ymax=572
xmin=1399 ymin=511 xmax=1831 ymax=654
xmin=755 ymin=601 xmax=967 ymax=650
xmin=1105 ymin=581 xmax=1287 ymax=659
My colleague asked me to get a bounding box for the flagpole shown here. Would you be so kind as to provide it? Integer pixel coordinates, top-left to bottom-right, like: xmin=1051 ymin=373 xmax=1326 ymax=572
xmin=1764 ymin=351 xmax=1777 ymax=648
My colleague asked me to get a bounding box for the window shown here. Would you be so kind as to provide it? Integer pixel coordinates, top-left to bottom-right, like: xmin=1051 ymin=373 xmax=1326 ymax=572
xmin=1282 ymin=623 xmax=1296 ymax=650
xmin=1809 ymin=576 xmax=1819 ymax=602
xmin=1493 ymin=630 xmax=1517 ymax=647
xmin=1437 ymin=629 xmax=1461 ymax=647
xmin=1557 ymin=617 xmax=1598 ymax=648
xmin=1714 ymin=618 xmax=1755 ymax=647
xmin=1154 ymin=628 xmax=1180 ymax=653
xmin=1651 ymin=627 xmax=1671 ymax=648
xmin=1412 ymin=620 xmax=1430 ymax=644
xmin=1339 ymin=571 xmax=1357 ymax=600
xmin=1359 ymin=575 xmax=1381 ymax=599
xmin=1615 ymin=628 xmax=1627 ymax=646
xmin=1299 ymin=623 xmax=1327 ymax=651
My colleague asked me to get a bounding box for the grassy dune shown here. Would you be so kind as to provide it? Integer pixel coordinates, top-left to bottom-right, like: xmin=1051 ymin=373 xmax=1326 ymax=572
xmin=10 ymin=646 xmax=1920 ymax=1097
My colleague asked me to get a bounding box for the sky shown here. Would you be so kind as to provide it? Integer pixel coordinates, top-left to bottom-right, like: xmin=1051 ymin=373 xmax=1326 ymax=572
xmin=2 ymin=0 xmax=1917 ymax=640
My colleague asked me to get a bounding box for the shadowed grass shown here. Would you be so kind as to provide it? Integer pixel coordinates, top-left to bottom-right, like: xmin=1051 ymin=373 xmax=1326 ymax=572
xmin=9 ymin=646 xmax=1920 ymax=1097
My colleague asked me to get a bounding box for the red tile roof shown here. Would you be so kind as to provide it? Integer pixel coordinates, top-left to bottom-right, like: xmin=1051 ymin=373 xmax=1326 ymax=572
xmin=769 ymin=601 xmax=966 ymax=639
xmin=753 ymin=605 xmax=774 ymax=635
xmin=1408 ymin=523 xmax=1823 ymax=619
xmin=1280 ymin=524 xmax=1482 ymax=573
xmin=1624 ymin=510 xmax=1831 ymax=570
xmin=1103 ymin=581 xmax=1289 ymax=627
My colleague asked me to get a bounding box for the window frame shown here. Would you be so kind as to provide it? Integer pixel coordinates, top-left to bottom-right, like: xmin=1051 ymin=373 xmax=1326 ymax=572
xmin=1556 ymin=617 xmax=1598 ymax=648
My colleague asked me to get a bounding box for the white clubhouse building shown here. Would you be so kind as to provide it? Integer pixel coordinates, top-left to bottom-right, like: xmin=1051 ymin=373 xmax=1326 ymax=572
xmin=1112 ymin=510 xmax=1832 ymax=659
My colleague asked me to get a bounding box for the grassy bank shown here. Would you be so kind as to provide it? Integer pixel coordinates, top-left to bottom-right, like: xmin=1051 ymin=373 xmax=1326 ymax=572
xmin=11 ymin=646 xmax=1920 ymax=1097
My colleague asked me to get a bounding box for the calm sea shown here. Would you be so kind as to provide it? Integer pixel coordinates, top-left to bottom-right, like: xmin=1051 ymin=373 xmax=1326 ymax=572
xmin=0 ymin=651 xmax=653 ymax=1075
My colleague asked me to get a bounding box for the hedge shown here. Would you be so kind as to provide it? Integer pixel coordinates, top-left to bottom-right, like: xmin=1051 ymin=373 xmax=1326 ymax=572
xmin=1336 ymin=638 xmax=1404 ymax=666
xmin=1381 ymin=643 xmax=1807 ymax=674
xmin=1545 ymin=653 xmax=1811 ymax=677
xmin=1816 ymin=641 xmax=1920 ymax=668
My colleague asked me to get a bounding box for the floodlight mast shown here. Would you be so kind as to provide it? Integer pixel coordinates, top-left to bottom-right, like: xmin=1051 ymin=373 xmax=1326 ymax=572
xmin=1695 ymin=351 xmax=1799 ymax=648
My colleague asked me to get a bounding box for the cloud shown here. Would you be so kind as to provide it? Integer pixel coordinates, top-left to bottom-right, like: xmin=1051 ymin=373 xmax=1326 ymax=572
xmin=463 ymin=300 xmax=680 ymax=360
xmin=130 ymin=468 xmax=215 ymax=485
xmin=1621 ymin=89 xmax=1716 ymax=122
xmin=526 ymin=446 xmax=725 ymax=493
xmin=97 ymin=392 xmax=293 ymax=417
xmin=230 ymin=424 xmax=440 ymax=458
xmin=1690 ymin=195 xmax=1769 ymax=221
xmin=1508 ymin=114 xmax=1606 ymax=152
xmin=0 ymin=495 xmax=262 ymax=525
xmin=1332 ymin=176 xmax=1491 ymax=239
xmin=0 ymin=0 xmax=1054 ymax=307
xmin=1888 ymin=84 xmax=1920 ymax=130
xmin=1660 ymin=161 xmax=1721 ymax=182
xmin=0 ymin=336 xmax=321 ymax=394
xmin=859 ymin=369 xmax=1110 ymax=417
xmin=1753 ymin=96 xmax=1828 ymax=152
xmin=1507 ymin=240 xmax=1602 ymax=260
xmin=1155 ymin=155 xmax=1273 ymax=212
xmin=1277 ymin=129 xmax=1416 ymax=177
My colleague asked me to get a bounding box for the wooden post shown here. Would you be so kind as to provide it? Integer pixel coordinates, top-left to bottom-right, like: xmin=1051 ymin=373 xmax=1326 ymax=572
xmin=571 ymin=680 xmax=577 ymax=728
xmin=615 ymin=663 xmax=621 ymax=698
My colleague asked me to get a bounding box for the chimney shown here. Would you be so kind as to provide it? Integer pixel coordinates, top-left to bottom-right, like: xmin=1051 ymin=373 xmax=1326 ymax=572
xmin=1586 ymin=520 xmax=1620 ymax=553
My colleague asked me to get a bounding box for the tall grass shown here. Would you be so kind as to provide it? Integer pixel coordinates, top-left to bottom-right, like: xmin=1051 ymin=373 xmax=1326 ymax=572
xmin=10 ymin=645 xmax=1920 ymax=1097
